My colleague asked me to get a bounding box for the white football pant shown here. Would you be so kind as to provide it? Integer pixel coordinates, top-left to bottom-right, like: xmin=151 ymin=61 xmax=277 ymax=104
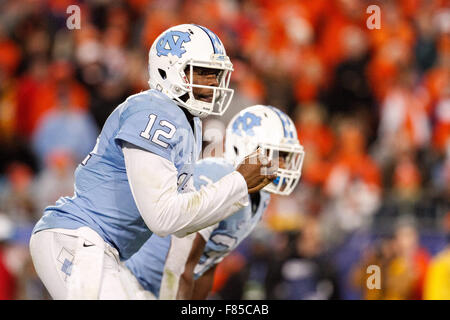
xmin=29 ymin=227 xmax=156 ymax=300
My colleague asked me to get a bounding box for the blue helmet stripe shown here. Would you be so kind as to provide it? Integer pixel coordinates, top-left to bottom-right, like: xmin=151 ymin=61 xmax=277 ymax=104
xmin=195 ymin=25 xmax=224 ymax=54
xmin=268 ymin=106 xmax=292 ymax=138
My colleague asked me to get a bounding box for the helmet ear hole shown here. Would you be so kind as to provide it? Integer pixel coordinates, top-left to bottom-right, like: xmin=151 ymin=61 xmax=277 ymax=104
xmin=233 ymin=146 xmax=238 ymax=155
xmin=158 ymin=69 xmax=167 ymax=80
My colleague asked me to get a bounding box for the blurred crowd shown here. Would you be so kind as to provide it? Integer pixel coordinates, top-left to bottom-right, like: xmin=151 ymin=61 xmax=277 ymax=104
xmin=0 ymin=0 xmax=449 ymax=300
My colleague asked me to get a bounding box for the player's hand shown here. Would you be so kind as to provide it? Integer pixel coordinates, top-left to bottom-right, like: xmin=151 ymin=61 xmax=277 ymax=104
xmin=236 ymin=149 xmax=277 ymax=194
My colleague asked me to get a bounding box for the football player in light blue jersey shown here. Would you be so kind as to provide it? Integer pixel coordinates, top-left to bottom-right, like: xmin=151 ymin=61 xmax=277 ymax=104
xmin=29 ymin=25 xmax=276 ymax=300
xmin=125 ymin=105 xmax=305 ymax=299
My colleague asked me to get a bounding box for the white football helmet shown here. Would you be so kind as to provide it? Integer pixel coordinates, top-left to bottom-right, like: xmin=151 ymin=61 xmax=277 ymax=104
xmin=225 ymin=105 xmax=305 ymax=196
xmin=148 ymin=24 xmax=234 ymax=118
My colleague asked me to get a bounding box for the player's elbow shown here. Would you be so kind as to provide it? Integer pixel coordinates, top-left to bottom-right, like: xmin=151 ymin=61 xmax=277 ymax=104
xmin=144 ymin=216 xmax=174 ymax=237
xmin=149 ymin=227 xmax=171 ymax=238
xmin=181 ymin=269 xmax=194 ymax=283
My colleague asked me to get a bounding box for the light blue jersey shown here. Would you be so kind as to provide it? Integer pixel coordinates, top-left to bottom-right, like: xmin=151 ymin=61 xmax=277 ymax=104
xmin=125 ymin=157 xmax=271 ymax=297
xmin=33 ymin=89 xmax=202 ymax=260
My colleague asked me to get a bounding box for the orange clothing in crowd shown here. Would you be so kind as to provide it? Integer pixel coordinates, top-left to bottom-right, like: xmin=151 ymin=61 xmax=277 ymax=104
xmin=0 ymin=81 xmax=17 ymax=140
xmin=369 ymin=19 xmax=416 ymax=55
xmin=366 ymin=53 xmax=399 ymax=101
xmin=393 ymin=155 xmax=422 ymax=192
xmin=297 ymin=121 xmax=335 ymax=159
xmin=329 ymin=152 xmax=381 ymax=188
xmin=141 ymin=10 xmax=181 ymax=48
xmin=297 ymin=124 xmax=334 ymax=186
xmin=433 ymin=122 xmax=450 ymax=153
xmin=331 ymin=123 xmax=381 ymax=188
xmin=317 ymin=3 xmax=365 ymax=72
xmin=411 ymin=248 xmax=431 ymax=300
xmin=302 ymin=157 xmax=332 ymax=186
xmin=293 ymin=48 xmax=326 ymax=103
xmin=424 ymin=68 xmax=449 ymax=109
xmin=211 ymin=252 xmax=246 ymax=295
xmin=0 ymin=39 xmax=21 ymax=76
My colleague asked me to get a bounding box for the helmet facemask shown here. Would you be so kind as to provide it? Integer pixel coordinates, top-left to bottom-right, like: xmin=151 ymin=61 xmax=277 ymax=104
xmin=174 ymin=58 xmax=234 ymax=118
xmin=226 ymin=137 xmax=305 ymax=196
xmin=260 ymin=142 xmax=305 ymax=196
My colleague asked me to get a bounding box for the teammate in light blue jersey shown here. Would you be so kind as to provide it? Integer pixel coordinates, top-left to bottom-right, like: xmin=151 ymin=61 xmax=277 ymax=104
xmin=29 ymin=25 xmax=276 ymax=300
xmin=125 ymin=105 xmax=305 ymax=299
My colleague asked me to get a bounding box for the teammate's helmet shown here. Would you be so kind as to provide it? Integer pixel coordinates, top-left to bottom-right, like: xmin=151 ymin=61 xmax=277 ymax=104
xmin=225 ymin=105 xmax=305 ymax=196
xmin=148 ymin=24 xmax=234 ymax=118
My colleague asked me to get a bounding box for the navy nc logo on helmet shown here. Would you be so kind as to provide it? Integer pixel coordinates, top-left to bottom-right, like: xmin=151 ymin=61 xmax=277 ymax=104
xmin=156 ymin=31 xmax=191 ymax=58
xmin=232 ymin=112 xmax=261 ymax=136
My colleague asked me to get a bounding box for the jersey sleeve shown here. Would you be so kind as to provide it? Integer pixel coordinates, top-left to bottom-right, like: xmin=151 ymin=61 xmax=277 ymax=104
xmin=115 ymin=107 xmax=181 ymax=163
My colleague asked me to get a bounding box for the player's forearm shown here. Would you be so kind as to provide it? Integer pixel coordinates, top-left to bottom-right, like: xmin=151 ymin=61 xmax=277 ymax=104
xmin=165 ymin=172 xmax=248 ymax=237
xmin=123 ymin=144 xmax=248 ymax=237
xmin=143 ymin=170 xmax=248 ymax=238
xmin=192 ymin=266 xmax=216 ymax=300
xmin=160 ymin=232 xmax=207 ymax=299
